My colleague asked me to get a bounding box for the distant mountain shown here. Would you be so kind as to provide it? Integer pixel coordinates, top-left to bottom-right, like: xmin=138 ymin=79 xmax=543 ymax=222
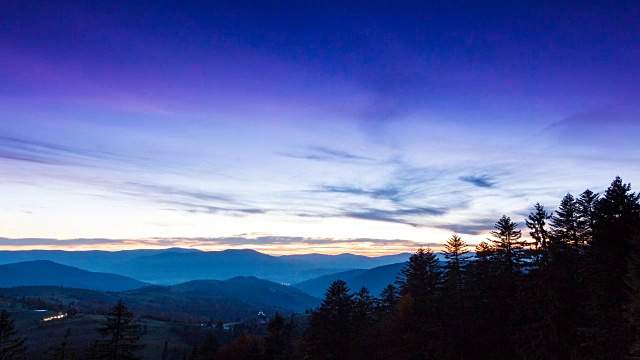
xmin=105 ymin=249 xmax=409 ymax=285
xmin=0 ymin=260 xmax=149 ymax=291
xmin=347 ymin=262 xmax=407 ymax=297
xmin=295 ymin=262 xmax=408 ymax=298
xmin=294 ymin=269 xmax=368 ymax=298
xmin=109 ymin=249 xmax=300 ymax=284
xmin=279 ymin=252 xmax=412 ymax=269
xmin=0 ymin=248 xmax=416 ymax=285
xmin=0 ymin=248 xmax=201 ymax=272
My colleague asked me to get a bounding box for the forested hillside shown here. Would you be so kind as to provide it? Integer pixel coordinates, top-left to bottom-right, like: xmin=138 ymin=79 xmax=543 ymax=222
xmin=296 ymin=176 xmax=640 ymax=359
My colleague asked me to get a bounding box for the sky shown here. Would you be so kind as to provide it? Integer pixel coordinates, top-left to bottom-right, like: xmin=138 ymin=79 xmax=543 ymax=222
xmin=1 ymin=1 xmax=639 ymax=255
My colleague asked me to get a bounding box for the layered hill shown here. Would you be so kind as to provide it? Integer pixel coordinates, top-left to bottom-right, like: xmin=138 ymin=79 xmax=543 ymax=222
xmin=0 ymin=248 xmax=200 ymax=272
xmin=0 ymin=248 xmax=413 ymax=285
xmin=295 ymin=262 xmax=407 ymax=298
xmin=108 ymin=249 xmax=412 ymax=284
xmin=0 ymin=276 xmax=320 ymax=323
xmin=0 ymin=260 xmax=149 ymax=291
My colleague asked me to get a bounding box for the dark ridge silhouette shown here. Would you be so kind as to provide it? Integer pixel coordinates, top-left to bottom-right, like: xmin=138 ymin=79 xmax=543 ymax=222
xmin=0 ymin=260 xmax=149 ymax=291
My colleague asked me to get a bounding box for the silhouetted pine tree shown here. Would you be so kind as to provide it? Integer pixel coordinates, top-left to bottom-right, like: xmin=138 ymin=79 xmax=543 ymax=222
xmin=197 ymin=332 xmax=219 ymax=360
xmin=487 ymin=215 xmax=529 ymax=275
xmin=49 ymin=328 xmax=75 ymax=360
xmin=263 ymin=313 xmax=293 ymax=360
xmin=349 ymin=287 xmax=377 ymax=360
xmin=441 ymin=234 xmax=472 ymax=358
xmin=526 ymin=202 xmax=552 ymax=266
xmin=442 ymin=233 xmax=471 ymax=297
xmin=351 ymin=287 xmax=375 ymax=331
xmin=587 ymin=177 xmax=640 ymax=359
xmin=393 ymin=248 xmax=446 ymax=359
xmin=577 ymin=189 xmax=599 ymax=246
xmin=481 ymin=216 xmax=530 ymax=359
xmin=550 ymin=193 xmax=581 ymax=252
xmin=92 ymin=300 xmax=144 ymax=360
xmin=396 ymin=247 xmax=443 ymax=302
xmin=0 ymin=310 xmax=27 ymax=360
xmin=303 ymin=280 xmax=354 ymax=359
xmin=376 ymin=284 xmax=398 ymax=318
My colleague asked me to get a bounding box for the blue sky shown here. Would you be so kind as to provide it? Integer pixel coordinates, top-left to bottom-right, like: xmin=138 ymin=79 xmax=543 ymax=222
xmin=1 ymin=1 xmax=639 ymax=254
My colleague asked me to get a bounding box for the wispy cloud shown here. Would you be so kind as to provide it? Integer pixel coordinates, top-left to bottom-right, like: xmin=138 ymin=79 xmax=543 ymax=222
xmin=123 ymin=182 xmax=234 ymax=203
xmin=163 ymin=201 xmax=267 ymax=216
xmin=0 ymin=136 xmax=99 ymax=166
xmin=344 ymin=207 xmax=446 ymax=226
xmin=281 ymin=146 xmax=375 ymax=163
xmin=430 ymin=218 xmax=498 ymax=236
xmin=0 ymin=135 xmax=166 ymax=171
xmin=317 ymin=185 xmax=405 ymax=203
xmin=459 ymin=175 xmax=496 ymax=188
xmin=119 ymin=182 xmax=266 ymax=216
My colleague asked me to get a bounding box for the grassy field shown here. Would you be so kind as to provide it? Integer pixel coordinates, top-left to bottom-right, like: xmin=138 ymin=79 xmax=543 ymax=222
xmin=10 ymin=310 xmax=214 ymax=359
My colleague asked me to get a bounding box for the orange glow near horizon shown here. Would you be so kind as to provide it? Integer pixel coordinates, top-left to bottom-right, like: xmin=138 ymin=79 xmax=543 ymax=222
xmin=0 ymin=235 xmax=496 ymax=256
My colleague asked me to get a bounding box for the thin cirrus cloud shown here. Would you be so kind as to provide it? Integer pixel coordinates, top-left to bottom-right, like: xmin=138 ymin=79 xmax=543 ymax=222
xmin=459 ymin=175 xmax=496 ymax=189
xmin=344 ymin=207 xmax=447 ymax=227
xmin=281 ymin=146 xmax=376 ymax=163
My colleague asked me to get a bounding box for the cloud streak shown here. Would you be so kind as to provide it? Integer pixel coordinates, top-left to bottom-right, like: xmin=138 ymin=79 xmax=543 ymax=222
xmin=344 ymin=207 xmax=446 ymax=226
xmin=459 ymin=175 xmax=496 ymax=188
xmin=281 ymin=146 xmax=376 ymax=163
xmin=316 ymin=185 xmax=406 ymax=203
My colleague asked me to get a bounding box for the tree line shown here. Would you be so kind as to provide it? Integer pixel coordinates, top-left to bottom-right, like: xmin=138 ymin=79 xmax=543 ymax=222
xmin=299 ymin=176 xmax=640 ymax=359
xmin=178 ymin=175 xmax=640 ymax=359
xmin=2 ymin=176 xmax=639 ymax=359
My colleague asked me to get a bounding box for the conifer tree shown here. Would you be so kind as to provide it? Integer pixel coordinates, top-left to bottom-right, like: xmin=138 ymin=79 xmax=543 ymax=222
xmin=351 ymin=287 xmax=375 ymax=331
xmin=550 ymin=193 xmax=581 ymax=251
xmin=304 ymin=280 xmax=354 ymax=359
xmin=0 ymin=309 xmax=27 ymax=360
xmin=487 ymin=215 xmax=528 ymax=275
xmin=577 ymin=189 xmax=599 ymax=245
xmin=49 ymin=328 xmax=74 ymax=360
xmin=92 ymin=300 xmax=144 ymax=360
xmin=394 ymin=248 xmax=446 ymax=359
xmin=193 ymin=333 xmax=219 ymax=360
xmin=396 ymin=247 xmax=443 ymax=302
xmin=589 ymin=177 xmax=640 ymax=359
xmin=442 ymin=233 xmax=471 ymax=294
xmin=377 ymin=284 xmax=398 ymax=317
xmin=263 ymin=313 xmax=293 ymax=360
xmin=526 ymin=203 xmax=552 ymax=260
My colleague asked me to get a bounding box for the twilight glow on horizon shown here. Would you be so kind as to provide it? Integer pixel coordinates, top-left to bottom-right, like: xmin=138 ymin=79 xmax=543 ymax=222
xmin=1 ymin=2 xmax=639 ymax=255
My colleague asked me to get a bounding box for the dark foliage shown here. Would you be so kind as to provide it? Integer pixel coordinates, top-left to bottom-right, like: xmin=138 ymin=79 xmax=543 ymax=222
xmin=296 ymin=176 xmax=640 ymax=360
xmin=90 ymin=300 xmax=144 ymax=360
xmin=0 ymin=310 xmax=27 ymax=360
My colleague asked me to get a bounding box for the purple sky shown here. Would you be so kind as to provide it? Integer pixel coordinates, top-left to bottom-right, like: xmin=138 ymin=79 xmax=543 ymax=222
xmin=1 ymin=1 xmax=639 ymax=254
